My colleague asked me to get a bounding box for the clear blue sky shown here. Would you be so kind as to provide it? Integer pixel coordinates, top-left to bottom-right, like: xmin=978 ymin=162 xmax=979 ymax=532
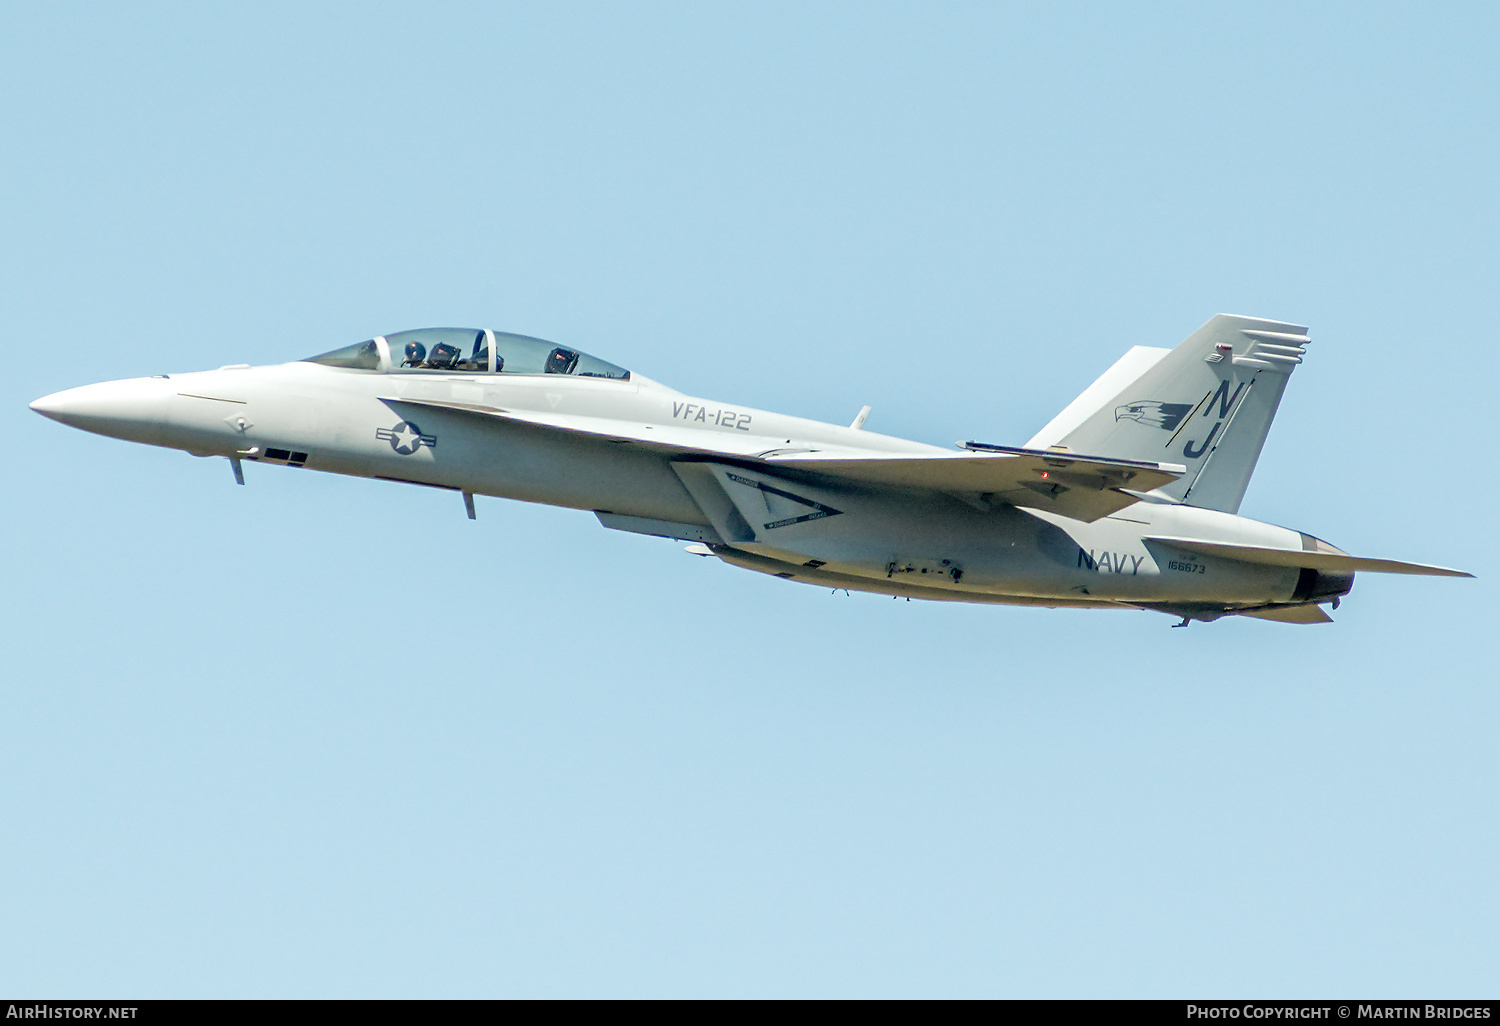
xmin=2 ymin=1 xmax=1495 ymax=997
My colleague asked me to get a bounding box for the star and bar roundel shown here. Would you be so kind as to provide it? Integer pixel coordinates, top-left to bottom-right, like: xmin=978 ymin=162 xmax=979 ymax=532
xmin=376 ymin=420 xmax=437 ymax=455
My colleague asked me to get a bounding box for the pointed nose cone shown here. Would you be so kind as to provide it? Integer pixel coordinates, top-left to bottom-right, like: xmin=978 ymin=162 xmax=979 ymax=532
xmin=29 ymin=379 xmax=170 ymax=444
xmin=29 ymin=391 xmax=81 ymax=421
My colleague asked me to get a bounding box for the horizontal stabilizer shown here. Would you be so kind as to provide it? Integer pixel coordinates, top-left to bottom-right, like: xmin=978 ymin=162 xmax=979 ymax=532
xmin=768 ymin=446 xmax=1185 ymax=523
xmin=1147 ymin=537 xmax=1473 ymax=577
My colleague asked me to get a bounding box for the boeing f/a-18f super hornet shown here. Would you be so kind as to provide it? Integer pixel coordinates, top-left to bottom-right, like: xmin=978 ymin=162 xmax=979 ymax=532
xmin=30 ymin=315 xmax=1470 ymax=625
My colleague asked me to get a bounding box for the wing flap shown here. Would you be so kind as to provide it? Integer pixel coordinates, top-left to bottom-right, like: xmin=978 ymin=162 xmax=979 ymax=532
xmin=1146 ymin=537 xmax=1473 ymax=577
xmin=767 ymin=447 xmax=1185 ymax=523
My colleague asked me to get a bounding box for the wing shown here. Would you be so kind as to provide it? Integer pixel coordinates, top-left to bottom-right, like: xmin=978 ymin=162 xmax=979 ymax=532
xmin=383 ymin=398 xmax=1184 ymax=522
xmin=1146 ymin=537 xmax=1473 ymax=577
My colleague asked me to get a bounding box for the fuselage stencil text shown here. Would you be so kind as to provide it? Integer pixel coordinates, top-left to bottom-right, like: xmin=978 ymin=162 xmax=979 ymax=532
xmin=672 ymin=402 xmax=751 ymax=431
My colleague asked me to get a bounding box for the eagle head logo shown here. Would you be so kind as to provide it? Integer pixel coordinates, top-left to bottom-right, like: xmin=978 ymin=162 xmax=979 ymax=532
xmin=1115 ymin=400 xmax=1192 ymax=431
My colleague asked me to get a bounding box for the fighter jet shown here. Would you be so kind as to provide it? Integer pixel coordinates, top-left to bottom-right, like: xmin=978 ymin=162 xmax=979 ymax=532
xmin=29 ymin=314 xmax=1470 ymax=625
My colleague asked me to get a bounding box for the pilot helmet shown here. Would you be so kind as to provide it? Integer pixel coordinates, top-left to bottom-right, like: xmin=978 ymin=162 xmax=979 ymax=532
xmin=405 ymin=340 xmax=427 ymax=365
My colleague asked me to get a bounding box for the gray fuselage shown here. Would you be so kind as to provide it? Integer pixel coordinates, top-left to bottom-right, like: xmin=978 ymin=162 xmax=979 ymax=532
xmin=31 ymin=356 xmax=1343 ymax=618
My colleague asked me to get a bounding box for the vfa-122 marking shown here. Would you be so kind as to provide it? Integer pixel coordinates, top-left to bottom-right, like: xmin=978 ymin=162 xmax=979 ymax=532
xmin=672 ymin=402 xmax=752 ymax=431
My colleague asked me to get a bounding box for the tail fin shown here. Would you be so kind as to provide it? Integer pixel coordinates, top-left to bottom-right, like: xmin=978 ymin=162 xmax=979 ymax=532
xmin=1033 ymin=314 xmax=1309 ymax=514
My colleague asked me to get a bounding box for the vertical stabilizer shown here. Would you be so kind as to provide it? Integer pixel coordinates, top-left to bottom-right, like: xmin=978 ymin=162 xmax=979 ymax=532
xmin=1025 ymin=345 xmax=1171 ymax=449
xmin=1048 ymin=314 xmax=1309 ymax=514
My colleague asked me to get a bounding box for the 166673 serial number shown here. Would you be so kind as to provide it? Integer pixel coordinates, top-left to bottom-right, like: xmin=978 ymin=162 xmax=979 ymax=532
xmin=1167 ymin=560 xmax=1207 ymax=574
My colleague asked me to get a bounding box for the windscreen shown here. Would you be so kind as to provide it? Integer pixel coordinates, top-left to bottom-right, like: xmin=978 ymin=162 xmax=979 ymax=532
xmin=303 ymin=339 xmax=381 ymax=370
xmin=305 ymin=328 xmax=628 ymax=379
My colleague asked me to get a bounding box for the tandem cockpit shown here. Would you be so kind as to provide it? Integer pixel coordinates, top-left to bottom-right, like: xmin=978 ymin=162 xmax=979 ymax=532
xmin=303 ymin=328 xmax=630 ymax=380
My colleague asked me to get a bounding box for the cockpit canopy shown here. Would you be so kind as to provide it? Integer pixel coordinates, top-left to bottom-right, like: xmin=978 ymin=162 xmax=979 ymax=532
xmin=303 ymin=328 xmax=629 ymax=380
